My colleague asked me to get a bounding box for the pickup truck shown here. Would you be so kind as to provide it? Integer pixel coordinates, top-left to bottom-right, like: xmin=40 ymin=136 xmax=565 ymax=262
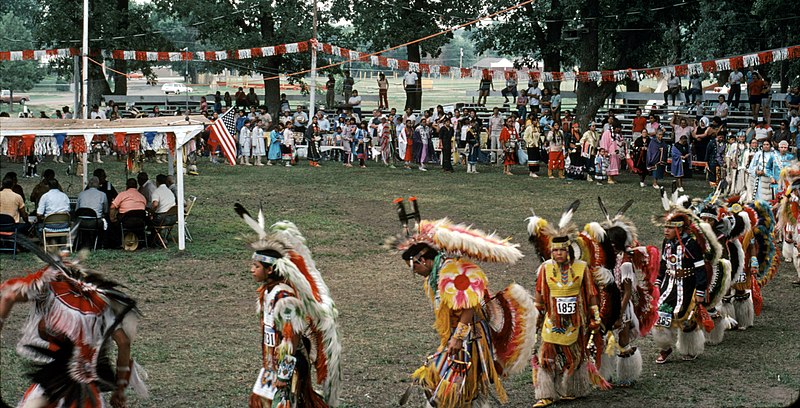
xmin=0 ymin=90 xmax=30 ymax=104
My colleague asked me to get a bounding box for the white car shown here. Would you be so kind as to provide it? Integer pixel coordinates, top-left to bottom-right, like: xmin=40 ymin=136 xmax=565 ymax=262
xmin=161 ymin=83 xmax=193 ymax=94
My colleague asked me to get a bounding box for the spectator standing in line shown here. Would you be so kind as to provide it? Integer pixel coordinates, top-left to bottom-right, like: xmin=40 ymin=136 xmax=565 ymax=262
xmin=439 ymin=117 xmax=454 ymax=173
xmin=761 ymin=77 xmax=773 ymax=125
xmin=239 ymin=119 xmax=253 ymax=166
xmin=326 ymin=74 xmax=336 ymax=110
xmin=247 ymin=88 xmax=259 ymax=108
xmin=715 ymin=95 xmax=729 ymax=126
xmin=235 ymin=87 xmax=247 ymax=107
xmin=599 ymin=125 xmax=622 ymax=184
xmin=251 ymin=118 xmax=266 ymax=166
xmin=540 ymin=88 xmax=552 ymax=112
xmin=594 ymin=147 xmax=610 ymax=184
xmin=685 ymin=74 xmax=703 ymax=104
xmin=671 ymin=135 xmax=691 ymax=191
xmin=727 ymin=67 xmax=744 ymax=109
xmin=343 ymin=70 xmax=355 ymax=105
xmin=224 ymin=91 xmax=232 ymax=109
xmin=632 ymin=130 xmax=651 ymax=188
xmin=214 ymin=91 xmax=222 ymax=113
xmin=487 ymin=107 xmax=504 ymax=164
xmin=500 ymin=117 xmax=520 ymax=176
xmin=76 ymin=176 xmax=108 ymax=219
xmin=502 ymin=72 xmax=518 ymax=104
xmin=646 ymin=114 xmax=660 ymax=137
xmin=305 ymin=116 xmax=323 ymax=168
xmin=200 ymin=96 xmax=208 ymax=114
xmin=377 ymin=73 xmax=389 ymax=110
xmin=413 ymin=118 xmax=433 ymax=171
xmin=647 ymin=129 xmax=669 ymax=189
xmin=663 ymin=74 xmax=681 ymax=106
xmin=528 ymin=80 xmax=542 ymax=116
xmin=550 ymin=88 xmax=562 ymax=122
xmin=279 ymin=93 xmax=291 ymax=113
xmin=748 ymin=72 xmax=765 ymax=122
xmin=579 ymin=123 xmax=599 ymax=181
xmin=631 ymin=108 xmax=647 ymax=137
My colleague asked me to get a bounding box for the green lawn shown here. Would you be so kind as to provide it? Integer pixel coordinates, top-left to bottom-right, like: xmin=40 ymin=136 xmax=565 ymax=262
xmin=1 ymin=158 xmax=798 ymax=407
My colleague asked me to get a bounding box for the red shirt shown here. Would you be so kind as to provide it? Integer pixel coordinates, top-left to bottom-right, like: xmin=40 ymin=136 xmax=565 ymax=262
xmin=748 ymin=79 xmax=764 ymax=97
xmin=632 ymin=116 xmax=647 ymax=133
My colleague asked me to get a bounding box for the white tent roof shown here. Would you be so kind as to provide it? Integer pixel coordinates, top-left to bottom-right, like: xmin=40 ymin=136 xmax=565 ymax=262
xmin=0 ymin=117 xmax=208 ymax=250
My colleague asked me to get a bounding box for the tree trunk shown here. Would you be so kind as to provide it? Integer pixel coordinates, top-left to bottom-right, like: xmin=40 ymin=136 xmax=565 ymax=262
xmin=88 ymin=62 xmax=112 ymax=110
xmin=263 ymin=56 xmax=281 ymax=116
xmin=780 ymin=60 xmax=789 ymax=93
xmin=574 ymin=0 xmax=614 ymax=130
xmin=407 ymin=43 xmax=422 ymax=110
xmin=113 ymin=59 xmax=128 ymax=95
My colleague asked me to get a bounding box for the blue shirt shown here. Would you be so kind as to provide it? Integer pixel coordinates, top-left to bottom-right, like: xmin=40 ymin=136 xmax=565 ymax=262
xmin=38 ymin=189 xmax=70 ymax=217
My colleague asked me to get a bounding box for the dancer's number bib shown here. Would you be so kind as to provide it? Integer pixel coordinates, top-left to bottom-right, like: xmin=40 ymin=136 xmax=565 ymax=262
xmin=556 ymin=296 xmax=577 ymax=315
xmin=264 ymin=326 xmax=276 ymax=348
xmin=656 ymin=311 xmax=673 ymax=327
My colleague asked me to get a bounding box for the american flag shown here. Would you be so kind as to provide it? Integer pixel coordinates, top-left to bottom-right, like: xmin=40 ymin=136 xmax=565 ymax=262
xmin=210 ymin=108 xmax=238 ymax=165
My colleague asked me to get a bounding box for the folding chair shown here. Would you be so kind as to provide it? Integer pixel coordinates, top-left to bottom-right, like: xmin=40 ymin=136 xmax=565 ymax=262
xmin=152 ymin=206 xmax=179 ymax=248
xmin=183 ymin=195 xmax=197 ymax=243
xmin=74 ymin=208 xmax=102 ymax=251
xmin=41 ymin=212 xmax=72 ymax=253
xmin=120 ymin=210 xmax=148 ymax=251
xmin=0 ymin=214 xmax=19 ymax=259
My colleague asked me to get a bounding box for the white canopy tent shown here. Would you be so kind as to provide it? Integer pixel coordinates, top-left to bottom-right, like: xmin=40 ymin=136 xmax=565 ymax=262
xmin=0 ymin=117 xmax=209 ymax=250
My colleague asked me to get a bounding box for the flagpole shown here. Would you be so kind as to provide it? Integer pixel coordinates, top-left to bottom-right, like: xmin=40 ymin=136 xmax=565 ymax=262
xmin=81 ymin=0 xmax=89 ymax=119
xmin=309 ymin=0 xmax=318 ymax=120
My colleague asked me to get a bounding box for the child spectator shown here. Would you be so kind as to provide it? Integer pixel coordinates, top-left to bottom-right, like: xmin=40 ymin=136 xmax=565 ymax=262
xmin=594 ymin=148 xmax=609 ymax=184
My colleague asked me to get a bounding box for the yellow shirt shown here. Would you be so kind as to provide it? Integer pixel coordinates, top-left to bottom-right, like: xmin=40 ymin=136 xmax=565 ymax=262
xmin=0 ymin=189 xmax=25 ymax=223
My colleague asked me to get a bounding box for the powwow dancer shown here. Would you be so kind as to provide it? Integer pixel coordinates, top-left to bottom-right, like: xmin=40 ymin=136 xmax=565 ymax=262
xmin=727 ymin=199 xmax=779 ymax=330
xmin=235 ymin=204 xmax=342 ymax=408
xmin=0 ymin=240 xmax=147 ymax=408
xmin=583 ymin=199 xmax=660 ymax=387
xmin=690 ymin=197 xmax=736 ymax=345
xmin=526 ymin=201 xmax=611 ymax=408
xmin=651 ymin=188 xmax=721 ymax=363
xmin=390 ymin=197 xmax=535 ymax=408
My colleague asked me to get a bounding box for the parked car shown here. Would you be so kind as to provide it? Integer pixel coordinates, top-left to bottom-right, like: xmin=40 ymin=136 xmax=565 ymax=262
xmin=161 ymin=83 xmax=193 ymax=94
xmin=0 ymin=90 xmax=30 ymax=104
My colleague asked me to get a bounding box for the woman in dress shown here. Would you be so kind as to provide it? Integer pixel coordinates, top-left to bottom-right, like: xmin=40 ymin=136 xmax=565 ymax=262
xmin=499 ymin=117 xmax=519 ymax=175
xmin=524 ymin=120 xmax=543 ymax=178
xmin=267 ymin=123 xmax=283 ymax=165
xmin=250 ymin=118 xmax=266 ymax=165
xmin=631 ymin=130 xmax=650 ymax=187
xmin=599 ymin=125 xmax=622 ymax=183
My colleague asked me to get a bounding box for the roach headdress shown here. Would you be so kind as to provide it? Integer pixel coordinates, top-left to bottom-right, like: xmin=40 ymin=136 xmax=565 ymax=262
xmin=388 ymin=197 xmax=524 ymax=264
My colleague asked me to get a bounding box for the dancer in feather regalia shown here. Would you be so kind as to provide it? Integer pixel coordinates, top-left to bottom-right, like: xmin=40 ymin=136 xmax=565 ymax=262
xmin=235 ymin=204 xmax=342 ymax=408
xmin=389 ymin=197 xmax=535 ymax=408
xmin=0 ymin=241 xmax=147 ymax=408
xmin=583 ymin=198 xmax=660 ymax=387
xmin=526 ymin=200 xmax=611 ymax=408
xmin=778 ymin=166 xmax=800 ymax=286
xmin=691 ymin=196 xmax=737 ymax=345
xmin=651 ymin=187 xmax=722 ymax=364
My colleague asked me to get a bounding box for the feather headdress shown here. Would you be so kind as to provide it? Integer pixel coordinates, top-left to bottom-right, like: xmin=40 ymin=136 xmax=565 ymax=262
xmin=526 ymin=200 xmax=581 ymax=258
xmin=234 ymin=203 xmax=342 ymax=406
xmin=596 ymin=197 xmax=638 ymax=246
xmin=388 ymin=198 xmax=523 ymax=264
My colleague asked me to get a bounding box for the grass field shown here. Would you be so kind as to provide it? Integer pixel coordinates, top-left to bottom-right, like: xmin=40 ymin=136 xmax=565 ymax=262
xmin=1 ymin=157 xmax=799 ymax=407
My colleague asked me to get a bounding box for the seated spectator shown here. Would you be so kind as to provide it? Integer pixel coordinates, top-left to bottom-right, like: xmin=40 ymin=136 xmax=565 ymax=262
xmin=2 ymin=172 xmax=25 ymax=205
xmin=166 ymin=175 xmax=178 ymax=198
xmin=30 ymin=169 xmax=63 ymax=210
xmin=150 ymin=174 xmax=175 ymax=225
xmin=110 ymin=178 xmax=147 ymax=223
xmin=76 ymin=177 xmax=109 ymax=219
xmin=293 ymin=105 xmax=309 ymax=133
xmin=137 ymin=172 xmax=157 ymax=209
xmin=36 ymin=179 xmax=70 ymax=231
xmin=0 ymin=176 xmax=29 ymax=233
xmin=93 ymin=168 xmax=118 ymax=203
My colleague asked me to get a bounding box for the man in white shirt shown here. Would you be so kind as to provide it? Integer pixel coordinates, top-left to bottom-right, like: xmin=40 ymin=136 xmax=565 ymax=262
xmin=753 ymin=120 xmax=773 ymax=142
xmin=37 ymin=179 xmax=70 ymax=221
xmin=90 ymin=104 xmax=106 ymax=120
xmin=403 ymin=70 xmax=418 ymax=111
xmin=727 ymin=68 xmax=744 ymax=109
xmin=528 ymin=81 xmax=542 ymax=116
xmin=150 ymin=174 xmax=176 ymax=222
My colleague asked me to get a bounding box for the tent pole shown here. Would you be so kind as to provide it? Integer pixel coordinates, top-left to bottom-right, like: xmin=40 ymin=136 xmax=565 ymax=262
xmin=176 ymin=142 xmax=185 ymax=250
